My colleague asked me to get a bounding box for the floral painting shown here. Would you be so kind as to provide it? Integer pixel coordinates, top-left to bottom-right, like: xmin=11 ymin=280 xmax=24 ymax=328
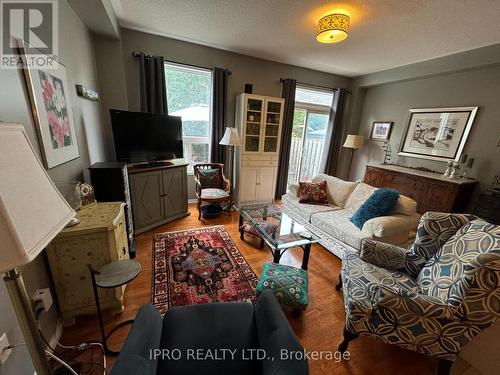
xmin=21 ymin=40 xmax=80 ymax=169
xmin=39 ymin=71 xmax=73 ymax=149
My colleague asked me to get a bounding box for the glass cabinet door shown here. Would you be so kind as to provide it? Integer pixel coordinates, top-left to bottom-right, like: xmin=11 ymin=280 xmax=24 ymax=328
xmin=263 ymin=100 xmax=282 ymax=153
xmin=244 ymin=98 xmax=263 ymax=152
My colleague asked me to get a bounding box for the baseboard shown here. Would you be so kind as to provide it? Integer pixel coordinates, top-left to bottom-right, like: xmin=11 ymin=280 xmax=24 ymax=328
xmin=188 ymin=198 xmax=198 ymax=204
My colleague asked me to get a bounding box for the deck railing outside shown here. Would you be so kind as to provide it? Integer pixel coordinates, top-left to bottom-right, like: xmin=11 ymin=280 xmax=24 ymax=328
xmin=287 ymin=137 xmax=325 ymax=186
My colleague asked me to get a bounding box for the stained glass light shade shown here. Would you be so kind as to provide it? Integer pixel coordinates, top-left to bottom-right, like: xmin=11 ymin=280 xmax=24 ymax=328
xmin=316 ymin=13 xmax=350 ymax=43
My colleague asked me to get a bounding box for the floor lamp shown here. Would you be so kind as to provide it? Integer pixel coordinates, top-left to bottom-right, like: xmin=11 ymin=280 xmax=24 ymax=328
xmin=0 ymin=124 xmax=75 ymax=375
xmin=219 ymin=126 xmax=241 ymax=190
xmin=343 ymin=134 xmax=365 ymax=181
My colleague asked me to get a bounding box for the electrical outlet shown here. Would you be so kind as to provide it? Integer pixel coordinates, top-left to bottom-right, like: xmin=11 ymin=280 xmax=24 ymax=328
xmin=33 ymin=288 xmax=53 ymax=313
xmin=0 ymin=333 xmax=11 ymax=365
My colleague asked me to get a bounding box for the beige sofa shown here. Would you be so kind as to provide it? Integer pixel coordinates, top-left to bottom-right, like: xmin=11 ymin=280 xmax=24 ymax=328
xmin=282 ymin=174 xmax=420 ymax=258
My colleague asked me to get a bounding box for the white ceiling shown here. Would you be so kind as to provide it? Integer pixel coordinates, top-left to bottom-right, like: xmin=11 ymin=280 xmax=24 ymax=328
xmin=111 ymin=0 xmax=500 ymax=77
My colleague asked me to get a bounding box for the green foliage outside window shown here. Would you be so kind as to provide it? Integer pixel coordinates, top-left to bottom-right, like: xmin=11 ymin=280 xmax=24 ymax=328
xmin=165 ymin=67 xmax=211 ymax=137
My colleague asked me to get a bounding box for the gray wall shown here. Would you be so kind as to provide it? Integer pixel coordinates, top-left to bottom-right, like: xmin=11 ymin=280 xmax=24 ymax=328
xmin=93 ymin=28 xmax=353 ymax=198
xmin=0 ymin=1 xmax=106 ymax=373
xmin=350 ymin=64 xmax=500 ymax=191
xmin=348 ymin=51 xmax=500 ymax=375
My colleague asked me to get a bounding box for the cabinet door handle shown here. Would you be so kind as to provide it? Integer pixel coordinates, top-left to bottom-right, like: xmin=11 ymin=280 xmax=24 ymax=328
xmin=160 ymin=193 xmax=167 ymax=197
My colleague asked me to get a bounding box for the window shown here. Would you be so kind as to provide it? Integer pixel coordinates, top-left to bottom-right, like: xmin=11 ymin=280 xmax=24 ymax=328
xmin=164 ymin=62 xmax=212 ymax=171
xmin=287 ymin=86 xmax=334 ymax=187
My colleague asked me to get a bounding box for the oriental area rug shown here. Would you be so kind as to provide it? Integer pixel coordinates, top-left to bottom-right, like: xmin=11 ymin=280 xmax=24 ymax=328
xmin=152 ymin=225 xmax=258 ymax=314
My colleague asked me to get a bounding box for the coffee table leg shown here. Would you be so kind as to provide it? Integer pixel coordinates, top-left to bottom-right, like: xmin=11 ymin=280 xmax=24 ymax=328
xmin=273 ymin=249 xmax=282 ymax=263
xmin=301 ymin=243 xmax=311 ymax=270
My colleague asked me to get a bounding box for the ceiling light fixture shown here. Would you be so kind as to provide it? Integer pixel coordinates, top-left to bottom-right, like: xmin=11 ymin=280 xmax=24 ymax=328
xmin=316 ymin=13 xmax=350 ymax=43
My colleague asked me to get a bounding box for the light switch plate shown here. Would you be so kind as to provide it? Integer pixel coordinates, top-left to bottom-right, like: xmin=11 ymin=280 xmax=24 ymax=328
xmin=0 ymin=333 xmax=11 ymax=365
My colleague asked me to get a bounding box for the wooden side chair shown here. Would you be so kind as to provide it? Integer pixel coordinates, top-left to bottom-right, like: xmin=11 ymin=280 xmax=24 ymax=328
xmin=193 ymin=163 xmax=232 ymax=220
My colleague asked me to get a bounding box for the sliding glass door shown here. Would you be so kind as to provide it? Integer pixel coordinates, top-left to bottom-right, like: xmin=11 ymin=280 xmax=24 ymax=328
xmin=287 ymin=108 xmax=329 ymax=187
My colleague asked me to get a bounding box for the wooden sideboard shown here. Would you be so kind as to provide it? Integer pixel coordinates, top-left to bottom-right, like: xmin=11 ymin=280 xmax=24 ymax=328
xmin=46 ymin=202 xmax=129 ymax=324
xmin=364 ymin=164 xmax=477 ymax=214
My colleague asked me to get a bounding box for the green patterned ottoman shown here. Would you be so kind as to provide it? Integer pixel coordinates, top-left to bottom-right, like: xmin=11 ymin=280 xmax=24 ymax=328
xmin=256 ymin=262 xmax=308 ymax=316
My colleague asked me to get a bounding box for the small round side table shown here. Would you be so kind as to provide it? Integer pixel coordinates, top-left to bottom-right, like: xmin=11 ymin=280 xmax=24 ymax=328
xmin=88 ymin=259 xmax=141 ymax=355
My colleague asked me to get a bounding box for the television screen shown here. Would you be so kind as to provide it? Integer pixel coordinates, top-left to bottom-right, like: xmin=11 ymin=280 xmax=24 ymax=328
xmin=110 ymin=110 xmax=183 ymax=163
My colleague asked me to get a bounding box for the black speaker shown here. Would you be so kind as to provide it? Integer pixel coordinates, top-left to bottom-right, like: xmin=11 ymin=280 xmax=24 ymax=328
xmin=244 ymin=83 xmax=253 ymax=94
xmin=89 ymin=162 xmax=136 ymax=258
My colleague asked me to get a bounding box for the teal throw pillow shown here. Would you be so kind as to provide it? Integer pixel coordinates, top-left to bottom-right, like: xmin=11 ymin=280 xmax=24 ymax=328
xmin=351 ymin=188 xmax=400 ymax=229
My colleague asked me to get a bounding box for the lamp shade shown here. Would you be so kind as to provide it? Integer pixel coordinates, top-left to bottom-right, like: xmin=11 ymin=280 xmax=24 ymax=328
xmin=343 ymin=134 xmax=364 ymax=149
xmin=219 ymin=127 xmax=241 ymax=146
xmin=316 ymin=13 xmax=350 ymax=43
xmin=0 ymin=124 xmax=75 ymax=273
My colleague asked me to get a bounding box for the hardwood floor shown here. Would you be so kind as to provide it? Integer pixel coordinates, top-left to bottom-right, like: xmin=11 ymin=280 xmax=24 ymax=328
xmin=61 ymin=204 xmax=441 ymax=374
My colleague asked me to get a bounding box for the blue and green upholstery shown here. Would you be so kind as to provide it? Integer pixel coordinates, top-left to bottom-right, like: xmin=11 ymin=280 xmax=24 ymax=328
xmin=341 ymin=212 xmax=500 ymax=360
xmin=256 ymin=262 xmax=308 ymax=310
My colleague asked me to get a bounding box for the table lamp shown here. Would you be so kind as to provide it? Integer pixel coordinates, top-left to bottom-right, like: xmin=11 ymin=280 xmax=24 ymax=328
xmin=219 ymin=126 xmax=241 ymax=189
xmin=0 ymin=123 xmax=75 ymax=375
xmin=343 ymin=134 xmax=364 ymax=180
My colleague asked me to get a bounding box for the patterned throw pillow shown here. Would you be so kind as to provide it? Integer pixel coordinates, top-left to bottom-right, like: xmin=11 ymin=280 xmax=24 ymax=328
xmin=198 ymin=168 xmax=221 ymax=188
xmin=298 ymin=181 xmax=329 ymax=205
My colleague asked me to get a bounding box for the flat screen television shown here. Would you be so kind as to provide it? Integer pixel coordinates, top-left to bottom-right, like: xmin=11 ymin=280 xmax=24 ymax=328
xmin=110 ymin=110 xmax=183 ymax=164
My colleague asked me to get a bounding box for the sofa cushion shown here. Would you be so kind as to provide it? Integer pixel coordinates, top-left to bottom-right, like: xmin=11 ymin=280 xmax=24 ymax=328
xmin=158 ymin=301 xmax=259 ymax=375
xmin=344 ymin=183 xmax=378 ymax=213
xmin=299 ymin=180 xmax=329 ymax=204
xmin=418 ymin=220 xmax=500 ymax=303
xmin=391 ymin=194 xmax=417 ymax=216
xmin=282 ymin=193 xmax=340 ymax=222
xmin=342 ymin=251 xmax=420 ymax=317
xmin=351 ymin=188 xmax=400 ymax=229
xmin=311 ymin=210 xmax=372 ymax=249
xmin=312 ymin=174 xmax=358 ymax=207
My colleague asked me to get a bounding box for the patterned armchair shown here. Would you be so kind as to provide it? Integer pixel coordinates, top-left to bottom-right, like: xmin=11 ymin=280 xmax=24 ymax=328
xmin=193 ymin=163 xmax=231 ymax=220
xmin=337 ymin=212 xmax=500 ymax=375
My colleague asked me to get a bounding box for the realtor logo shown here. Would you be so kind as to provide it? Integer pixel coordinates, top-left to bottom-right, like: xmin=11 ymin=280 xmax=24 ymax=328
xmin=1 ymin=0 xmax=58 ymax=69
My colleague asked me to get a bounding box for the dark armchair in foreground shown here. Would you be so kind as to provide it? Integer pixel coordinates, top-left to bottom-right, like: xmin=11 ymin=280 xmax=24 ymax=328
xmin=110 ymin=290 xmax=308 ymax=375
xmin=337 ymin=212 xmax=500 ymax=375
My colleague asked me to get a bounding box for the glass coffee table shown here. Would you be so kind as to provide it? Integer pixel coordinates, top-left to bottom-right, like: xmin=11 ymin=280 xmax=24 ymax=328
xmin=235 ymin=203 xmax=320 ymax=270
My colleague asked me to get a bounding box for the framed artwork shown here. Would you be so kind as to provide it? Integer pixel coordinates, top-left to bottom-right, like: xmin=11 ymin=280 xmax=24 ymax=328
xmin=399 ymin=107 xmax=478 ymax=162
xmin=370 ymin=121 xmax=393 ymax=140
xmin=20 ymin=42 xmax=79 ymax=169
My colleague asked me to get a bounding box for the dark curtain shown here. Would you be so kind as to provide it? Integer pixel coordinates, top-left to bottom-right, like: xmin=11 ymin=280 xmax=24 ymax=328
xmin=210 ymin=67 xmax=229 ymax=163
xmin=275 ymin=78 xmax=296 ymax=199
xmin=138 ymin=53 xmax=168 ymax=114
xmin=319 ymin=88 xmax=349 ymax=176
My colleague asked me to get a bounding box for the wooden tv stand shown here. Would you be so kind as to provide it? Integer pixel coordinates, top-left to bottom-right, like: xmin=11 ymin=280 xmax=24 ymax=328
xmin=127 ymin=161 xmax=189 ymax=234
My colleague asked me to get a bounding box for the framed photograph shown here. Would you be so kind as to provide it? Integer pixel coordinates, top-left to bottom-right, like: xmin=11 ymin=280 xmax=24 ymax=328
xmin=371 ymin=121 xmax=393 ymax=140
xmin=20 ymin=42 xmax=79 ymax=169
xmin=399 ymin=107 xmax=478 ymax=162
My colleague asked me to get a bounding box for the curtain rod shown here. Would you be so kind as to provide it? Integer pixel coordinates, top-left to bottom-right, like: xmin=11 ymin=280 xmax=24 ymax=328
xmin=132 ymin=52 xmax=232 ymax=75
xmin=280 ymin=79 xmax=350 ymax=94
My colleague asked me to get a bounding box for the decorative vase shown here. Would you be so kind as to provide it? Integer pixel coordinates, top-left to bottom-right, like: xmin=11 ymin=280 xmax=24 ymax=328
xmin=55 ymin=181 xmax=82 ymax=226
